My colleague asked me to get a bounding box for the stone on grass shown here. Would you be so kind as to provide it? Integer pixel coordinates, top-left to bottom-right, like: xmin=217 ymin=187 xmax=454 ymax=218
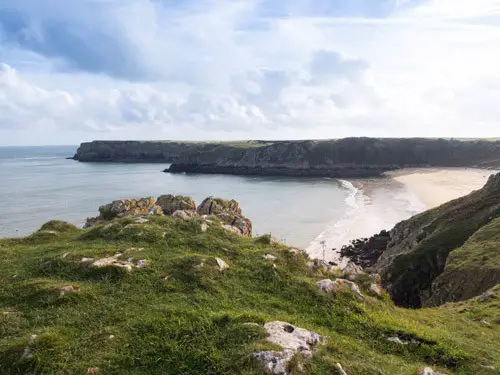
xmin=316 ymin=279 xmax=364 ymax=300
xmin=263 ymin=254 xmax=277 ymax=261
xmin=335 ymin=363 xmax=347 ymax=375
xmin=477 ymin=290 xmax=494 ymax=302
xmin=419 ymin=367 xmax=447 ymax=375
xmin=343 ymin=262 xmax=364 ymax=281
xmin=173 ymin=210 xmax=199 ymax=221
xmin=369 ymin=283 xmax=382 ymax=296
xmin=215 ymin=257 xmax=230 ymax=271
xmin=200 ymin=222 xmax=209 ymax=232
xmin=59 ymin=285 xmax=80 ymax=297
xmin=253 ymin=321 xmax=324 ymax=375
xmin=86 ymin=368 xmax=101 ymax=374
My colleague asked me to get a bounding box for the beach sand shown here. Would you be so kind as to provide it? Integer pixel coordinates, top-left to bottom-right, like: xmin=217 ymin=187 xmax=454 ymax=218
xmin=387 ymin=168 xmax=498 ymax=209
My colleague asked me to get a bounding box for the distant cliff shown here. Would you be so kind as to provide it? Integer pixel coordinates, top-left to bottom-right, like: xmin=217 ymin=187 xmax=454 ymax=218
xmin=73 ymin=140 xmax=272 ymax=162
xmin=73 ymin=139 xmax=500 ymax=177
xmin=167 ymin=138 xmax=500 ymax=178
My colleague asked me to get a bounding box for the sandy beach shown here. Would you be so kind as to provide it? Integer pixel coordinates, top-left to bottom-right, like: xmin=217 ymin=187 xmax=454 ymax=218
xmin=387 ymin=168 xmax=498 ymax=209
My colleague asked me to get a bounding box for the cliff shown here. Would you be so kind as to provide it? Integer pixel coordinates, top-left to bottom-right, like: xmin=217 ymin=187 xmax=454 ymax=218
xmin=1 ymin=196 xmax=499 ymax=374
xmin=166 ymin=138 xmax=500 ymax=178
xmin=72 ymin=140 xmax=273 ymax=162
xmin=73 ymin=139 xmax=500 ymax=178
xmin=342 ymin=172 xmax=500 ymax=308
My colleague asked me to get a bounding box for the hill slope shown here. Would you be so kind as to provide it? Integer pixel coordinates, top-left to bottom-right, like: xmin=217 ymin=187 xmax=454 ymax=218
xmin=1 ymin=199 xmax=499 ymax=374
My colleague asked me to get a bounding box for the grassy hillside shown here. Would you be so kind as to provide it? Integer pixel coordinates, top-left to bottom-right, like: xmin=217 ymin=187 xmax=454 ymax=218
xmin=1 ymin=214 xmax=499 ymax=374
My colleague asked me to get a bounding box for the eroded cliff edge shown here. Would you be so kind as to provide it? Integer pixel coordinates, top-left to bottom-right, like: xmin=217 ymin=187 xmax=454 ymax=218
xmin=342 ymin=172 xmax=500 ymax=308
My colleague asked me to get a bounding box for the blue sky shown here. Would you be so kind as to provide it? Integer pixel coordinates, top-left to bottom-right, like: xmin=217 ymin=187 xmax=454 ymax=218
xmin=0 ymin=0 xmax=499 ymax=145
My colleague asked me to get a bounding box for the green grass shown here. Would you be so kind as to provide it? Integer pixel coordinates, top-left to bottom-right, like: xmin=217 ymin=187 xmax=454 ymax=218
xmin=0 ymin=216 xmax=499 ymax=374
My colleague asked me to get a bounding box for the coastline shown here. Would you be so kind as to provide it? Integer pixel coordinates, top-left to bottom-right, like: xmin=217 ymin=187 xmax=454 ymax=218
xmin=306 ymin=167 xmax=497 ymax=263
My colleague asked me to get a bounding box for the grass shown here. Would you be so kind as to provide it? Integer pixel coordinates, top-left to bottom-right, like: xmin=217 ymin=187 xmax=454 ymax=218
xmin=0 ymin=215 xmax=499 ymax=374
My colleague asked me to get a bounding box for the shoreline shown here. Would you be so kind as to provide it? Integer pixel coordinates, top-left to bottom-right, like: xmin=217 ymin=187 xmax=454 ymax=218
xmin=306 ymin=167 xmax=497 ymax=263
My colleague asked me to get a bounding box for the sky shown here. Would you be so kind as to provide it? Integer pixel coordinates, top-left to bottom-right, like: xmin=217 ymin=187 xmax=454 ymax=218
xmin=0 ymin=0 xmax=499 ymax=145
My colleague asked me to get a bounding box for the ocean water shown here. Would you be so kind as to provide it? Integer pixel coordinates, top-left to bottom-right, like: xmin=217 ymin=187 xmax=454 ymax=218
xmin=0 ymin=146 xmax=426 ymax=259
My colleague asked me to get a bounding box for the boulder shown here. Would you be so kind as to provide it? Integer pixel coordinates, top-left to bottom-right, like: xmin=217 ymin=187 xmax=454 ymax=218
xmin=253 ymin=321 xmax=324 ymax=375
xmin=156 ymin=195 xmax=196 ymax=215
xmin=85 ymin=197 xmax=162 ymax=227
xmin=316 ymin=279 xmax=364 ymax=300
xmin=173 ymin=210 xmax=199 ymax=221
xmin=215 ymin=257 xmax=230 ymax=271
xmin=217 ymin=213 xmax=252 ymax=237
xmin=307 ymin=259 xmax=338 ymax=274
xmin=197 ymin=197 xmax=242 ymax=216
xmin=369 ymin=283 xmax=383 ymax=296
xmin=343 ymin=262 xmax=364 ymax=281
xmin=263 ymin=254 xmax=277 ymax=261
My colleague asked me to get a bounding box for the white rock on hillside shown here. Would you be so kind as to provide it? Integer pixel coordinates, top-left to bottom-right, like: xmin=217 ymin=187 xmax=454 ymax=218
xmin=253 ymin=321 xmax=324 ymax=374
xmin=316 ymin=279 xmax=364 ymax=300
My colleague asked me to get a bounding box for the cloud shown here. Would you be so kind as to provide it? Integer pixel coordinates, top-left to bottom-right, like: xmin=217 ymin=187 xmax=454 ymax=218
xmin=0 ymin=0 xmax=499 ymax=145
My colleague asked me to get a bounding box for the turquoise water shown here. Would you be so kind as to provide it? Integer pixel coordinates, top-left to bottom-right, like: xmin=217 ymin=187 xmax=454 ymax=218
xmin=0 ymin=146 xmax=354 ymax=250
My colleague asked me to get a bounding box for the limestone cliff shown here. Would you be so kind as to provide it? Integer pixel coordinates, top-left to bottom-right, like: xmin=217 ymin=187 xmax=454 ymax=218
xmin=167 ymin=138 xmax=500 ymax=178
xmin=74 ymin=139 xmax=500 ymax=178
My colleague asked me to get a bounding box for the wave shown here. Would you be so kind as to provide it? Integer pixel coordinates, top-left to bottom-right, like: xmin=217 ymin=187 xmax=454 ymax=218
xmin=306 ymin=180 xmax=364 ymax=264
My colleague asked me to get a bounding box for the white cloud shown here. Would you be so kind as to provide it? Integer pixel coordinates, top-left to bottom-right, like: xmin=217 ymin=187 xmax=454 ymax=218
xmin=0 ymin=0 xmax=499 ymax=145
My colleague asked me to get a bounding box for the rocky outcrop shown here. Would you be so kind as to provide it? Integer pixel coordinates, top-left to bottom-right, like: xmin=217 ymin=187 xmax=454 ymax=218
xmin=253 ymin=321 xmax=324 ymax=375
xmin=166 ymin=138 xmax=500 ymax=178
xmin=83 ymin=195 xmax=252 ymax=237
xmin=340 ymin=230 xmax=391 ymax=268
xmin=197 ymin=197 xmax=252 ymax=236
xmin=85 ymin=198 xmax=162 ymax=227
xmin=156 ymin=195 xmax=196 ymax=215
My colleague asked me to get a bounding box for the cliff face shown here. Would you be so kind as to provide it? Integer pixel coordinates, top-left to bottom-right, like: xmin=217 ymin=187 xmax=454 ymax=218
xmin=167 ymin=138 xmax=500 ymax=177
xmin=74 ymin=139 xmax=500 ymax=177
xmin=351 ymin=172 xmax=500 ymax=308
xmin=73 ymin=140 xmax=272 ymax=162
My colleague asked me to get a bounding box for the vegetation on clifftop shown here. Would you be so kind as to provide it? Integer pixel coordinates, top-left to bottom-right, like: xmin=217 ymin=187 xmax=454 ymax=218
xmin=1 ymin=209 xmax=499 ymax=374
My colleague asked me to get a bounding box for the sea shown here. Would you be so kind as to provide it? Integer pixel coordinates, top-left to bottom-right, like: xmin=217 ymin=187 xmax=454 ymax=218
xmin=0 ymin=146 xmax=427 ymax=261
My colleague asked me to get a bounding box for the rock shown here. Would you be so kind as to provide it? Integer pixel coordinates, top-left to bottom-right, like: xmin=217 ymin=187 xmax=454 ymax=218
xmin=86 ymin=368 xmax=101 ymax=374
xmin=477 ymin=290 xmax=494 ymax=302
xmin=217 ymin=213 xmax=252 ymax=237
xmin=21 ymin=334 xmax=38 ymax=359
xmin=81 ymin=257 xmax=94 ymax=262
xmin=288 ymin=248 xmax=308 ymax=258
xmin=173 ymin=210 xmax=199 ymax=221
xmin=307 ymin=259 xmax=338 ymax=274
xmin=91 ymin=253 xmax=147 ymax=272
xmin=387 ymin=337 xmax=408 ymax=345
xmin=343 ymin=262 xmax=364 ymax=281
xmin=339 ymin=229 xmax=391 ymax=268
xmin=215 ymin=257 xmax=230 ymax=271
xmin=134 ymin=217 xmax=149 ymax=224
xmin=200 ymin=223 xmax=208 ymax=232
xmin=263 ymin=254 xmax=277 ymax=261
xmin=59 ymin=285 xmax=80 ymax=297
xmin=369 ymin=283 xmax=382 ymax=296
xmin=419 ymin=367 xmax=447 ymax=375
xmin=197 ymin=197 xmax=242 ymax=216
xmin=335 ymin=363 xmax=347 ymax=375
xmin=481 ymin=319 xmax=492 ymax=327
xmin=85 ymin=197 xmax=162 ymax=227
xmin=316 ymin=279 xmax=364 ymax=300
xmin=369 ymin=273 xmax=382 ymax=284
xmin=156 ymin=195 xmax=196 ymax=215
xmin=253 ymin=321 xmax=324 ymax=375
